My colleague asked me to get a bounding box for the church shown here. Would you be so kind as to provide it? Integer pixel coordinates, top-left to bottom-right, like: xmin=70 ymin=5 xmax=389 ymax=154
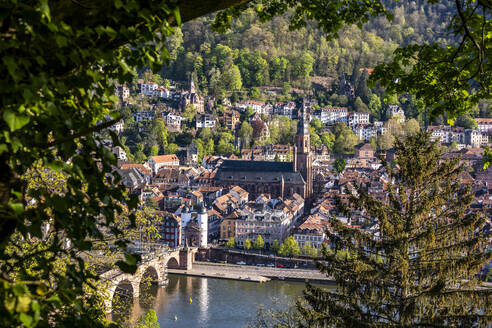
xmin=180 ymin=77 xmax=204 ymax=113
xmin=214 ymin=106 xmax=313 ymax=201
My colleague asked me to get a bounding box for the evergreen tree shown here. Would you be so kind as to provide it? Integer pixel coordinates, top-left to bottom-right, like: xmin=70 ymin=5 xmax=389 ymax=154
xmin=333 ymin=158 xmax=346 ymax=173
xmin=299 ymin=132 xmax=492 ymax=327
xmin=356 ymin=69 xmax=371 ymax=103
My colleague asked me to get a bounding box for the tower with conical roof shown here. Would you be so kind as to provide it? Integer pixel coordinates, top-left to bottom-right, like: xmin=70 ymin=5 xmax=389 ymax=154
xmin=294 ymin=100 xmax=313 ymax=200
xmin=198 ymin=202 xmax=208 ymax=248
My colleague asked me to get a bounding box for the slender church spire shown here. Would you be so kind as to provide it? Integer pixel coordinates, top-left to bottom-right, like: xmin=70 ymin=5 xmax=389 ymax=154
xmin=294 ymin=99 xmax=313 ymax=201
xmin=190 ymin=75 xmax=196 ymax=94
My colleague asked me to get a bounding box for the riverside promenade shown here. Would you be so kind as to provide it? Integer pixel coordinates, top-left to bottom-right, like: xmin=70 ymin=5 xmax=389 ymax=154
xmin=168 ymin=262 xmax=334 ymax=284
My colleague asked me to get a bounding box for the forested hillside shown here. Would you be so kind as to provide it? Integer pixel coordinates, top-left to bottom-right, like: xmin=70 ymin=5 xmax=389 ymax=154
xmin=157 ymin=0 xmax=490 ymax=122
xmin=163 ymin=0 xmax=455 ymax=95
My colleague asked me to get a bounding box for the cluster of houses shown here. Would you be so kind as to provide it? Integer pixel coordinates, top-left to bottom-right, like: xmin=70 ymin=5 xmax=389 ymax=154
xmin=294 ymin=147 xmax=492 ymax=250
xmin=116 ymin=154 xmax=305 ymax=248
xmin=112 ymin=137 xmax=491 ymax=252
xmin=429 ymin=124 xmax=489 ymax=148
xmin=115 ymin=77 xmax=491 ymax=152
xmin=109 ymin=77 xmax=491 ymax=253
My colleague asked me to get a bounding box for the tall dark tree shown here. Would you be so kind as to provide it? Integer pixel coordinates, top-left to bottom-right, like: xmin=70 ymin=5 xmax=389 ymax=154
xmin=356 ymin=69 xmax=371 ymax=104
xmin=299 ymin=132 xmax=492 ymax=327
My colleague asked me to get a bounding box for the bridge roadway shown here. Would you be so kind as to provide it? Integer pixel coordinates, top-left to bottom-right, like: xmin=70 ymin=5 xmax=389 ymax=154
xmin=168 ymin=262 xmax=334 ymax=284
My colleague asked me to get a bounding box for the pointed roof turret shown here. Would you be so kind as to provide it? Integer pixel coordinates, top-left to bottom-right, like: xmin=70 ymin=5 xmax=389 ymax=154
xmin=190 ymin=75 xmax=196 ymax=94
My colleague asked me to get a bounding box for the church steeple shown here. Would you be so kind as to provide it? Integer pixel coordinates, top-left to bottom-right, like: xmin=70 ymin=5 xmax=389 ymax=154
xmin=190 ymin=75 xmax=196 ymax=94
xmin=296 ymin=102 xmax=310 ymax=152
xmin=293 ymin=99 xmax=313 ymax=201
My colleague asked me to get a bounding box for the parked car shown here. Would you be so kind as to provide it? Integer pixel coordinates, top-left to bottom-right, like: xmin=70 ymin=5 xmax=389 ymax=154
xmin=276 ymin=264 xmax=284 ymax=268
xmin=236 ymin=261 xmax=246 ymax=265
xmin=266 ymin=263 xmax=275 ymax=267
xmin=256 ymin=263 xmax=265 ymax=267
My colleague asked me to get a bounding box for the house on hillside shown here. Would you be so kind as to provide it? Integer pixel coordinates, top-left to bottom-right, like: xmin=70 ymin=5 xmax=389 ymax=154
xmin=148 ymin=154 xmax=180 ymax=174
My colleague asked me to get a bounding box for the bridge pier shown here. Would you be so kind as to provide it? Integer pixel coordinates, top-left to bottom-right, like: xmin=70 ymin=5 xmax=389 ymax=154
xmin=179 ymin=248 xmax=194 ymax=270
xmin=132 ymin=279 xmax=140 ymax=299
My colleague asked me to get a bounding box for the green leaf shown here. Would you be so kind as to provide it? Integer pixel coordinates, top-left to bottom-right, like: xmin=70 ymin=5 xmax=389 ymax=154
xmin=38 ymin=0 xmax=51 ymax=21
xmin=35 ymin=284 xmax=48 ymax=296
xmin=3 ymin=56 xmax=19 ymax=81
xmin=19 ymin=313 xmax=33 ymax=327
xmin=8 ymin=202 xmax=24 ymax=215
xmin=4 ymin=295 xmax=15 ymax=312
xmin=116 ymin=253 xmax=141 ymax=274
xmin=16 ymin=295 xmax=31 ymax=312
xmin=12 ymin=284 xmax=27 ymax=296
xmin=173 ymin=6 xmax=181 ymax=26
xmin=46 ymin=295 xmax=61 ymax=304
xmin=46 ymin=160 xmax=65 ymax=172
xmin=3 ymin=109 xmax=30 ymax=131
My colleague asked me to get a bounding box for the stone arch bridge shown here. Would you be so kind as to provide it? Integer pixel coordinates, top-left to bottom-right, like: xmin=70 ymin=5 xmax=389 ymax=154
xmin=100 ymin=247 xmax=196 ymax=311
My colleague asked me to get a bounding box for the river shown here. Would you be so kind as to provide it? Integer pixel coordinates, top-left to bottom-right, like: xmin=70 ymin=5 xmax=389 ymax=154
xmin=113 ymin=274 xmax=334 ymax=327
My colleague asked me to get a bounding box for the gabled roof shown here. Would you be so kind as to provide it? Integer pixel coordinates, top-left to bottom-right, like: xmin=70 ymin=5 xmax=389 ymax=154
xmin=231 ymin=185 xmax=248 ymax=197
xmin=215 ymin=160 xmax=304 ymax=184
xmin=119 ymin=163 xmax=151 ymax=176
xmin=359 ymin=143 xmax=375 ymax=152
xmin=151 ymin=154 xmax=179 ymax=163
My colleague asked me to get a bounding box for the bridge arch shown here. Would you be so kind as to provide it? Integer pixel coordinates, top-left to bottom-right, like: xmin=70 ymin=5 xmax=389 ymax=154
xmin=111 ymin=278 xmax=137 ymax=309
xmin=103 ymin=248 xmax=197 ymax=313
xmin=142 ymin=265 xmax=159 ymax=282
xmin=139 ymin=265 xmax=160 ymax=292
xmin=166 ymin=256 xmax=180 ymax=269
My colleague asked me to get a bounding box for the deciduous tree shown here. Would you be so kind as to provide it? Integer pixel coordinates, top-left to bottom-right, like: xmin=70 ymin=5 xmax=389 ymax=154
xmin=226 ymin=237 xmax=236 ymax=249
xmin=253 ymin=235 xmax=265 ymax=250
xmin=165 ymin=143 xmax=179 ymax=154
xmin=239 ymin=121 xmax=253 ymax=147
xmin=301 ymin=241 xmax=318 ymax=258
xmin=271 ymin=239 xmax=281 ymax=253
